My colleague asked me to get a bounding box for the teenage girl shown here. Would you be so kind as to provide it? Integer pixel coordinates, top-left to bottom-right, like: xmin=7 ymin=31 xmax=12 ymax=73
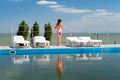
xmin=55 ymin=19 xmax=63 ymax=46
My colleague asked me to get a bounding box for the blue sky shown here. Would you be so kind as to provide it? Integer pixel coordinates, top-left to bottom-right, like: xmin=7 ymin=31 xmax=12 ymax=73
xmin=0 ymin=0 xmax=120 ymax=33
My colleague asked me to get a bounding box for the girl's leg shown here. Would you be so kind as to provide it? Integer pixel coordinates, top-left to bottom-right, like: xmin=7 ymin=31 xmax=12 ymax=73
xmin=59 ymin=33 xmax=62 ymax=46
xmin=57 ymin=33 xmax=62 ymax=46
xmin=57 ymin=33 xmax=60 ymax=46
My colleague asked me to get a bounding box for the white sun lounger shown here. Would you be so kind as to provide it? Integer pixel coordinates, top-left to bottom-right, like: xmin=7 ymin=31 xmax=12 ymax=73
xmin=66 ymin=37 xmax=89 ymax=47
xmin=90 ymin=39 xmax=102 ymax=47
xmin=66 ymin=37 xmax=78 ymax=47
xmin=11 ymin=35 xmax=30 ymax=47
xmin=33 ymin=36 xmax=50 ymax=47
xmin=79 ymin=37 xmax=102 ymax=47
xmin=66 ymin=36 xmax=102 ymax=47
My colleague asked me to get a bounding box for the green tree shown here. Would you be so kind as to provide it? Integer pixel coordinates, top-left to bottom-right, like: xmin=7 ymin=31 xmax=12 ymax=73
xmin=30 ymin=21 xmax=40 ymax=44
xmin=17 ymin=20 xmax=29 ymax=40
xmin=31 ymin=21 xmax=40 ymax=37
xmin=44 ymin=23 xmax=52 ymax=41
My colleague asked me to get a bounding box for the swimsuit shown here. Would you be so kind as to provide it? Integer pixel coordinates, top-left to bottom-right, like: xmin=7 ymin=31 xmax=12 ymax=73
xmin=57 ymin=28 xmax=62 ymax=34
xmin=56 ymin=23 xmax=63 ymax=34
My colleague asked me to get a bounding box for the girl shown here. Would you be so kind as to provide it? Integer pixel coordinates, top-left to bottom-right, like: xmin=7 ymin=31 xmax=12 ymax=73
xmin=55 ymin=19 xmax=63 ymax=46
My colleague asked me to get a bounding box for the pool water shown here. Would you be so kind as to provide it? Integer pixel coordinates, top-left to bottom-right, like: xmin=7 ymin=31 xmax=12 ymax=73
xmin=0 ymin=54 xmax=120 ymax=80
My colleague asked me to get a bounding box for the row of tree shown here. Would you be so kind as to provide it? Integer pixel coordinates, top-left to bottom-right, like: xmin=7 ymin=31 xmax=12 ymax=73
xmin=16 ymin=20 xmax=52 ymax=43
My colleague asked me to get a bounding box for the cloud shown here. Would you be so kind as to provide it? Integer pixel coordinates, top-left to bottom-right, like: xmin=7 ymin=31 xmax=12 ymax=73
xmin=49 ymin=5 xmax=62 ymax=8
xmin=95 ymin=9 xmax=108 ymax=12
xmin=87 ymin=9 xmax=113 ymax=18
xmin=82 ymin=11 xmax=120 ymax=26
xmin=49 ymin=4 xmax=92 ymax=13
xmin=64 ymin=10 xmax=120 ymax=33
xmin=36 ymin=0 xmax=120 ymax=32
xmin=9 ymin=0 xmax=23 ymax=2
xmin=85 ymin=10 xmax=120 ymax=24
xmin=36 ymin=0 xmax=92 ymax=13
xmin=53 ymin=6 xmax=92 ymax=13
xmin=36 ymin=0 xmax=57 ymax=5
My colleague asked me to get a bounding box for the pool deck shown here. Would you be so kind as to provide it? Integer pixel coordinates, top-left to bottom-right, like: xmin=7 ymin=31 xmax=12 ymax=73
xmin=0 ymin=44 xmax=120 ymax=49
xmin=0 ymin=45 xmax=67 ymax=49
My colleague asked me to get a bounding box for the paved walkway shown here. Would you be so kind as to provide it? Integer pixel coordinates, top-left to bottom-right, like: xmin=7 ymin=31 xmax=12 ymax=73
xmin=0 ymin=44 xmax=120 ymax=49
xmin=0 ymin=46 xmax=10 ymax=49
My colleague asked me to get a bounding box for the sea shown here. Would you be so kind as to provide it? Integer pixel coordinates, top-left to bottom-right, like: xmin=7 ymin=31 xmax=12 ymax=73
xmin=0 ymin=33 xmax=120 ymax=80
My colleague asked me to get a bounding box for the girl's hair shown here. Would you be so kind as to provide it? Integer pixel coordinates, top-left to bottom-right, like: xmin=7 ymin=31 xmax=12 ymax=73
xmin=57 ymin=19 xmax=62 ymax=25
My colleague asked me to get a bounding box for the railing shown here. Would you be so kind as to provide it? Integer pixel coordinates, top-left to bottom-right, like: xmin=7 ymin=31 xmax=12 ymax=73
xmin=0 ymin=32 xmax=120 ymax=46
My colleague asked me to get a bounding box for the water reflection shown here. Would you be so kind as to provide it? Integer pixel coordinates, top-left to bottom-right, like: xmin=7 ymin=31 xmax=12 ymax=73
xmin=33 ymin=54 xmax=50 ymax=62
xmin=66 ymin=53 xmax=102 ymax=60
xmin=56 ymin=55 xmax=63 ymax=80
xmin=12 ymin=54 xmax=102 ymax=65
xmin=1 ymin=54 xmax=120 ymax=80
xmin=12 ymin=55 xmax=30 ymax=64
xmin=33 ymin=54 xmax=50 ymax=66
xmin=10 ymin=53 xmax=102 ymax=80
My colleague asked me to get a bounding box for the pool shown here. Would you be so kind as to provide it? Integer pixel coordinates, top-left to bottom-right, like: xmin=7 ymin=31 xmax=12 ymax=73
xmin=0 ymin=46 xmax=120 ymax=80
xmin=0 ymin=53 xmax=120 ymax=80
xmin=1 ymin=46 xmax=120 ymax=55
xmin=1 ymin=32 xmax=120 ymax=79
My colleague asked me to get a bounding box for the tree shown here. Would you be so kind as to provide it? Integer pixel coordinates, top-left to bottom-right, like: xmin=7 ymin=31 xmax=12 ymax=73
xmin=44 ymin=23 xmax=52 ymax=41
xmin=30 ymin=21 xmax=40 ymax=44
xmin=31 ymin=21 xmax=40 ymax=37
xmin=17 ymin=20 xmax=29 ymax=40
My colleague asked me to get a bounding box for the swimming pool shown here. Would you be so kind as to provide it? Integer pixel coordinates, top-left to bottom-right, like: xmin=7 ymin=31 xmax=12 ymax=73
xmin=0 ymin=46 xmax=120 ymax=80
xmin=0 ymin=54 xmax=120 ymax=80
xmin=0 ymin=46 xmax=120 ymax=55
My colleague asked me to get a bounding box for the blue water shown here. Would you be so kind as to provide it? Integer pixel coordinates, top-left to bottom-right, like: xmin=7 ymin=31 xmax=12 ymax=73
xmin=0 ymin=53 xmax=120 ymax=80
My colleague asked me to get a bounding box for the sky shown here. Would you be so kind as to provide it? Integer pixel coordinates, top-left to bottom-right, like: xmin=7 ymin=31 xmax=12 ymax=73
xmin=0 ymin=0 xmax=120 ymax=33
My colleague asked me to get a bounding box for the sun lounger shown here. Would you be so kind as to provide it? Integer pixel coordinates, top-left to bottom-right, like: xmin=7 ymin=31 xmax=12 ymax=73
xmin=33 ymin=36 xmax=50 ymax=47
xmin=90 ymin=39 xmax=102 ymax=47
xmin=66 ymin=36 xmax=102 ymax=47
xmin=11 ymin=35 xmax=30 ymax=47
xmin=79 ymin=37 xmax=102 ymax=47
xmin=66 ymin=37 xmax=78 ymax=47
